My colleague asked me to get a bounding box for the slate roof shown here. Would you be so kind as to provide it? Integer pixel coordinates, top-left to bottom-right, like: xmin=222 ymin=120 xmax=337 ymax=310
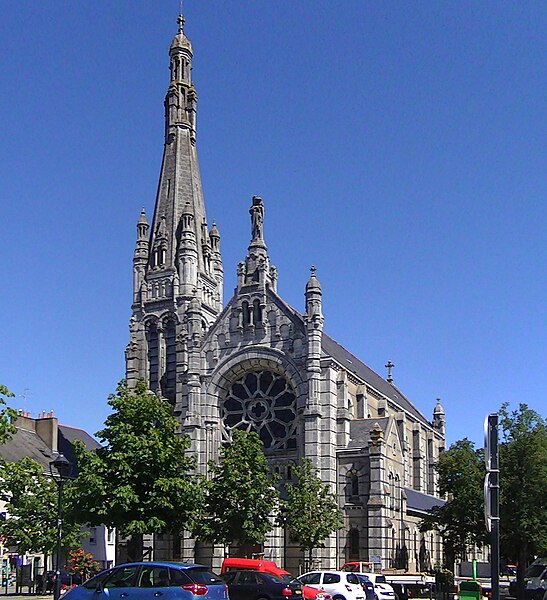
xmin=404 ymin=487 xmax=445 ymax=513
xmin=0 ymin=422 xmax=100 ymax=476
xmin=0 ymin=427 xmax=56 ymax=471
xmin=59 ymin=425 xmax=101 ymax=476
xmin=348 ymin=417 xmax=390 ymax=448
xmin=321 ymin=333 xmax=432 ymax=428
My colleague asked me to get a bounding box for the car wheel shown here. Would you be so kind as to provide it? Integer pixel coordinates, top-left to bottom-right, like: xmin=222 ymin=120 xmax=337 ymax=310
xmin=333 ymin=596 xmax=346 ymax=600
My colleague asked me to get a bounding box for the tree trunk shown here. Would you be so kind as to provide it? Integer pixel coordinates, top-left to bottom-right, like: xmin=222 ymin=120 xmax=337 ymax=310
xmin=516 ymin=544 xmax=528 ymax=600
xmin=127 ymin=534 xmax=144 ymax=562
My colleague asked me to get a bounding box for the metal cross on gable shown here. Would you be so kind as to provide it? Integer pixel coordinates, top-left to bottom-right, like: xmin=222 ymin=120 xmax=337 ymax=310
xmin=385 ymin=360 xmax=395 ymax=383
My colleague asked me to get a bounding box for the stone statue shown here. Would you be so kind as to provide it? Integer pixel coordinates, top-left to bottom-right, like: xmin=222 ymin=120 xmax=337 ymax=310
xmin=249 ymin=196 xmax=264 ymax=240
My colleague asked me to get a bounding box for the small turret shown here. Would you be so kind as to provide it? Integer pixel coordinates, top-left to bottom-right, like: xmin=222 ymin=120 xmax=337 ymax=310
xmin=177 ymin=202 xmax=199 ymax=297
xmin=305 ymin=266 xmax=323 ymax=414
xmin=210 ymin=221 xmax=224 ymax=309
xmin=305 ymin=265 xmax=323 ymax=325
xmin=132 ymin=208 xmax=149 ymax=305
xmin=238 ymin=196 xmax=276 ymax=291
xmin=433 ymin=397 xmax=446 ymax=436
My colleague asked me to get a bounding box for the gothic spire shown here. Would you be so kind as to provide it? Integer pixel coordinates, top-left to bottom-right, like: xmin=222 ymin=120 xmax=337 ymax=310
xmin=144 ymin=16 xmax=223 ymax=320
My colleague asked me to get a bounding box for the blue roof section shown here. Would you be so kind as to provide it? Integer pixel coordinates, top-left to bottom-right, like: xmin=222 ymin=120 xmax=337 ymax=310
xmin=404 ymin=487 xmax=445 ymax=513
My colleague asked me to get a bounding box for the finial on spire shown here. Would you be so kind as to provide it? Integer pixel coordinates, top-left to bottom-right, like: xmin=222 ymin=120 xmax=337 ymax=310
xmin=310 ymin=265 xmax=316 ymax=276
xmin=177 ymin=13 xmax=185 ymax=34
xmin=385 ymin=360 xmax=395 ymax=383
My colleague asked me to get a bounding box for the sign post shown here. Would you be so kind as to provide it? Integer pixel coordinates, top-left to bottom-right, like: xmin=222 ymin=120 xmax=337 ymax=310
xmin=484 ymin=414 xmax=500 ymax=600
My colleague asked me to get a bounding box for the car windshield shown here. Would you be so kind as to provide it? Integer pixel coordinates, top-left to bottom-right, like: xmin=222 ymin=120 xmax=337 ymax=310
xmin=525 ymin=565 xmax=546 ymax=579
xmin=82 ymin=570 xmax=111 ymax=590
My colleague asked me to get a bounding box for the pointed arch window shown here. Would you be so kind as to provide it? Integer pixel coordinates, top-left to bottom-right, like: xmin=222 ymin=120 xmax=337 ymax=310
xmin=346 ymin=469 xmax=360 ymax=502
xmin=252 ymin=299 xmax=262 ymax=325
xmin=242 ymin=301 xmax=250 ymax=327
xmin=349 ymin=529 xmax=360 ymax=560
xmin=147 ymin=322 xmax=159 ymax=392
xmin=162 ymin=319 xmax=176 ymax=402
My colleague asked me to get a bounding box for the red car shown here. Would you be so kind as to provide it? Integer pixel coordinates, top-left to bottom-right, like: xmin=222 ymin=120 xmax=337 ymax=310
xmin=221 ymin=558 xmax=332 ymax=600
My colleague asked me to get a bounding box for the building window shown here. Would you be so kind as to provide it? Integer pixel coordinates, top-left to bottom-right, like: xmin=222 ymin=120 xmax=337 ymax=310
xmin=107 ymin=528 xmax=114 ymax=544
xmin=346 ymin=470 xmax=359 ymax=502
xmin=163 ymin=319 xmax=176 ymax=402
xmin=147 ymin=323 xmax=159 ymax=392
xmin=349 ymin=529 xmax=360 ymax=560
xmin=222 ymin=370 xmax=297 ymax=451
xmin=89 ymin=527 xmax=97 ymax=545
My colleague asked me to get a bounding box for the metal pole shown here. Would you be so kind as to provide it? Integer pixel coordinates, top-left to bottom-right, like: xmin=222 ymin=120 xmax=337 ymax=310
xmin=490 ymin=415 xmax=500 ymax=600
xmin=53 ymin=479 xmax=64 ymax=600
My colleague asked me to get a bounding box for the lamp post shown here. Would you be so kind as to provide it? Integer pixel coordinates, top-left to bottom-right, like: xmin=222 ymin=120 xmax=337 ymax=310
xmin=49 ymin=453 xmax=72 ymax=600
xmin=278 ymin=506 xmax=288 ymax=570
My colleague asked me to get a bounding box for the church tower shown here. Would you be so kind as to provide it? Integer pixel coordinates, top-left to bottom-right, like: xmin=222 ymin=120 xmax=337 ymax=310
xmin=126 ymin=16 xmax=223 ymax=403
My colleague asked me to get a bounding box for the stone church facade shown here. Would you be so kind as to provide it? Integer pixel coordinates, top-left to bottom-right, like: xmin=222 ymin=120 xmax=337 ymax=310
xmin=125 ymin=17 xmax=446 ymax=573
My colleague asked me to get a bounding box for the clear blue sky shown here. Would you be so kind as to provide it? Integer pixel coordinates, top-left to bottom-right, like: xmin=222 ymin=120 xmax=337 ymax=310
xmin=1 ymin=1 xmax=545 ymax=446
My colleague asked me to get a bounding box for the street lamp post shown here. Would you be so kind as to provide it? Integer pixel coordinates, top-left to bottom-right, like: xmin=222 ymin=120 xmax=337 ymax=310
xmin=49 ymin=454 xmax=72 ymax=600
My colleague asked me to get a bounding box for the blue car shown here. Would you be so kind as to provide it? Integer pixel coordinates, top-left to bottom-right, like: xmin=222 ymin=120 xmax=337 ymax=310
xmin=63 ymin=562 xmax=228 ymax=600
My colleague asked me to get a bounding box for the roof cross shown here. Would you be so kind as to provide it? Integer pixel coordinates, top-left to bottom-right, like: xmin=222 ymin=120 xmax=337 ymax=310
xmin=385 ymin=360 xmax=395 ymax=383
xmin=177 ymin=13 xmax=185 ymax=34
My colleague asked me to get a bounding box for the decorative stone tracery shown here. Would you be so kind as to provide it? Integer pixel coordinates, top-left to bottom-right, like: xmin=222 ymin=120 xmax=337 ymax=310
xmin=222 ymin=369 xmax=297 ymax=451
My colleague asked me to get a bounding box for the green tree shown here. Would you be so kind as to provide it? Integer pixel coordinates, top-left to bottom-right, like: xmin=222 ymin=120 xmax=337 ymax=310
xmin=284 ymin=458 xmax=342 ymax=568
xmin=0 ymin=384 xmax=16 ymax=444
xmin=499 ymin=403 xmax=547 ymax=598
xmin=67 ymin=379 xmax=200 ymax=559
xmin=0 ymin=456 xmax=81 ymax=555
xmin=194 ymin=429 xmax=279 ymax=551
xmin=419 ymin=438 xmax=487 ymax=566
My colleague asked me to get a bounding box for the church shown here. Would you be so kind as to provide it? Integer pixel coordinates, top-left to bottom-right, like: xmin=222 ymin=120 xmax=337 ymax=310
xmin=124 ymin=16 xmax=446 ymax=573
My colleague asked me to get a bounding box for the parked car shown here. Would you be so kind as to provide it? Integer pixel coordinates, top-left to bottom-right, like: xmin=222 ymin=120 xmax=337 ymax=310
xmin=509 ymin=558 xmax=547 ymax=600
xmin=355 ymin=574 xmax=378 ymax=600
xmin=221 ymin=569 xmax=303 ymax=600
xmin=62 ymin=561 xmax=229 ymax=600
xmin=361 ymin=573 xmax=397 ymax=600
xmin=39 ymin=570 xmax=83 ymax=592
xmin=298 ymin=571 xmax=366 ymax=600
xmin=220 ymin=557 xmax=332 ymax=600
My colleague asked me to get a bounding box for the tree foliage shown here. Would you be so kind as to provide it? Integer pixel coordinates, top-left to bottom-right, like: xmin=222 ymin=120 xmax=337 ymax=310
xmin=419 ymin=438 xmax=487 ymax=565
xmin=0 ymin=456 xmax=81 ymax=554
xmin=284 ymin=458 xmax=342 ymax=561
xmin=194 ymin=429 xmax=279 ymax=548
xmin=0 ymin=384 xmax=16 ymax=444
xmin=67 ymin=380 xmax=200 ymax=539
xmin=498 ymin=403 xmax=547 ymax=591
xmin=421 ymin=403 xmax=546 ymax=578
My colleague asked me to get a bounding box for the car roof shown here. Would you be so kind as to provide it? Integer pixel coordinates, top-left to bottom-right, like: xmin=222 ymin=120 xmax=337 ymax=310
xmin=114 ymin=561 xmax=209 ymax=570
xmin=301 ymin=571 xmax=352 ymax=575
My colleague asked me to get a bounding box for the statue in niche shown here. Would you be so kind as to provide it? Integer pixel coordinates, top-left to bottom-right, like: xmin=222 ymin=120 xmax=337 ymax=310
xmin=249 ymin=196 xmax=264 ymax=240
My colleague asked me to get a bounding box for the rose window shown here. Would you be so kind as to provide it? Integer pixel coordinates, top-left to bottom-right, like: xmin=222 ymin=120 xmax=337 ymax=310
xmin=222 ymin=370 xmax=297 ymax=450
